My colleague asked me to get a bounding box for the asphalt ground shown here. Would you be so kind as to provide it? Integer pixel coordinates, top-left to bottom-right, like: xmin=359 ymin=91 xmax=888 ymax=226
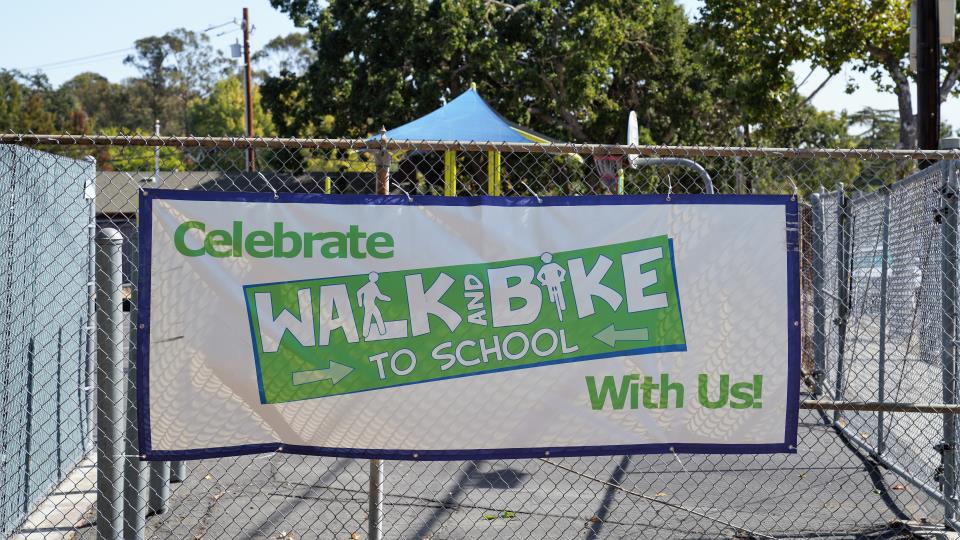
xmin=60 ymin=307 xmax=951 ymax=539
xmin=66 ymin=405 xmax=942 ymax=540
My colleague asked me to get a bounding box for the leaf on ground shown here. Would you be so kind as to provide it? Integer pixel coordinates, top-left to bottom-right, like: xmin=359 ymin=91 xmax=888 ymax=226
xmin=655 ymin=492 xmax=668 ymax=497
xmin=351 ymin=533 xmax=361 ymax=540
xmin=588 ymin=516 xmax=601 ymax=524
xmin=891 ymin=483 xmax=906 ymax=491
xmin=483 ymin=511 xmax=517 ymax=520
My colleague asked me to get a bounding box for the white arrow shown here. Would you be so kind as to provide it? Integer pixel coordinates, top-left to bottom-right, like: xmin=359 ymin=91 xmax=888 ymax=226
xmin=291 ymin=361 xmax=353 ymax=386
xmin=593 ymin=324 xmax=649 ymax=347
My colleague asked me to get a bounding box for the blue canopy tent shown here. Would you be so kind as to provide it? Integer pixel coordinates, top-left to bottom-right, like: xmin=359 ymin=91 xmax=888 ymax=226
xmin=381 ymin=85 xmax=557 ymax=196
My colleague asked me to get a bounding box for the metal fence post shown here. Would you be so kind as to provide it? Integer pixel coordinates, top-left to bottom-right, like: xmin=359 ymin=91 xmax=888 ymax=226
xmin=95 ymin=228 xmax=124 ymax=540
xmin=810 ymin=191 xmax=826 ymax=397
xmin=834 ymin=185 xmax=852 ymax=422
xmin=877 ymin=190 xmax=891 ymax=455
xmin=22 ymin=340 xmax=33 ymax=517
xmin=940 ymin=160 xmax=959 ymax=524
xmin=84 ymin=157 xmax=97 ymax=453
xmin=148 ymin=462 xmax=170 ymax=515
xmin=124 ymin=233 xmax=147 ymax=539
xmin=369 ymin=458 xmax=384 ymax=540
xmin=366 ymin=130 xmax=390 ymax=540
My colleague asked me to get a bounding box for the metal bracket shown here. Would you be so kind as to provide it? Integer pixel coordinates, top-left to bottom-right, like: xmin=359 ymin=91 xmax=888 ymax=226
xmin=936 ymin=184 xmax=957 ymax=223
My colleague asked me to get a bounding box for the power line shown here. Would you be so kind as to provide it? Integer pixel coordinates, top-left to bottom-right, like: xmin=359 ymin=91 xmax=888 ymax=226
xmin=15 ymin=18 xmax=242 ymax=74
xmin=20 ymin=47 xmax=135 ymax=71
xmin=35 ymin=52 xmax=134 ymax=73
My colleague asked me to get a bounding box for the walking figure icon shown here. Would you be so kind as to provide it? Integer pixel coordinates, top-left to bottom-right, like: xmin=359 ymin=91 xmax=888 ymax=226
xmin=536 ymin=252 xmax=567 ymax=321
xmin=357 ymin=271 xmax=391 ymax=338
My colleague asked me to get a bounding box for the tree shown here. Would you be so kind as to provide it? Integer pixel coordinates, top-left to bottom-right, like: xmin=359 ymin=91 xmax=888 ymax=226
xmin=188 ymin=76 xmax=275 ymax=136
xmin=606 ymin=0 xmax=730 ymax=144
xmin=187 ymin=76 xmax=277 ymax=170
xmin=55 ymin=72 xmax=152 ymax=132
xmin=252 ymin=32 xmax=315 ymax=81
xmin=492 ymin=0 xmax=657 ymax=141
xmin=267 ymin=0 xmax=844 ymax=147
xmin=699 ymin=0 xmax=960 ymax=149
xmin=0 ymin=70 xmax=56 ymax=133
xmin=124 ymin=28 xmax=233 ymax=133
xmin=266 ymin=0 xmax=719 ymax=142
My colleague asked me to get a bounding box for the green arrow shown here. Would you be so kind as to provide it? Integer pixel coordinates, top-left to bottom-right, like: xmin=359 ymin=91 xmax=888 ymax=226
xmin=291 ymin=361 xmax=353 ymax=386
xmin=593 ymin=324 xmax=650 ymax=347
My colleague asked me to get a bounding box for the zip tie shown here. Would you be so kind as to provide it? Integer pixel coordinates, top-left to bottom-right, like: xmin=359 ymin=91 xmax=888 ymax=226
xmin=666 ymin=177 xmax=673 ymax=201
xmin=520 ymin=180 xmax=542 ymax=203
xmin=125 ymin=173 xmax=146 ymax=194
xmin=670 ymin=446 xmax=690 ymax=475
xmin=257 ymin=171 xmax=279 ymax=199
xmin=394 ymin=184 xmax=414 ymax=203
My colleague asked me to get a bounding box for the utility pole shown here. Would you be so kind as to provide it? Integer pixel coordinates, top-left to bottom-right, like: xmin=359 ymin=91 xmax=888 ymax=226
xmin=242 ymin=7 xmax=256 ymax=172
xmin=917 ymin=0 xmax=940 ymax=166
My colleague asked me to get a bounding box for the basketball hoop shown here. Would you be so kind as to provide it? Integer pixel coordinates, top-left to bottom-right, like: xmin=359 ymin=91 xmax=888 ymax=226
xmin=594 ymin=155 xmax=624 ymax=193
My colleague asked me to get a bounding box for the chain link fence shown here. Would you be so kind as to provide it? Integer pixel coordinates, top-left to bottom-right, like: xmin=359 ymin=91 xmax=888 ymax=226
xmin=3 ymin=134 xmax=960 ymax=539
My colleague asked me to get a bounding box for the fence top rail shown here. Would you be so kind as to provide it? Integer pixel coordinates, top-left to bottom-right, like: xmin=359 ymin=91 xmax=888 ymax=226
xmin=3 ymin=133 xmax=960 ymax=160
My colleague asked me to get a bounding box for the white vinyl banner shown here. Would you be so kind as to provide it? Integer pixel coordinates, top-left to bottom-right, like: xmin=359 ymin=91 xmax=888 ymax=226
xmin=138 ymin=190 xmax=800 ymax=460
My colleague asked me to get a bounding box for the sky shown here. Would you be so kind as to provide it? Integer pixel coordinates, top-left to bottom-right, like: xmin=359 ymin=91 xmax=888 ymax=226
xmin=1 ymin=0 xmax=957 ymax=138
xmin=0 ymin=1 xmax=299 ymax=83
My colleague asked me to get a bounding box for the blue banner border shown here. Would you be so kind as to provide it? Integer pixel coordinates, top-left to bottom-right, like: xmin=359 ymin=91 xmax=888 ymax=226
xmin=137 ymin=189 xmax=801 ymax=461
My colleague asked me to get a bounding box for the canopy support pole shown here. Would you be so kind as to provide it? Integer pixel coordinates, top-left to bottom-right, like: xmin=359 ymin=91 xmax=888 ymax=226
xmin=487 ymin=151 xmax=502 ymax=196
xmin=444 ymin=150 xmax=457 ymax=196
xmin=376 ymin=128 xmax=391 ymax=195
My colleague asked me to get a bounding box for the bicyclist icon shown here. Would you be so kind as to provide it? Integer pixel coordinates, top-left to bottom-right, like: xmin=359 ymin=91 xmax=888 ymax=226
xmin=536 ymin=252 xmax=568 ymax=321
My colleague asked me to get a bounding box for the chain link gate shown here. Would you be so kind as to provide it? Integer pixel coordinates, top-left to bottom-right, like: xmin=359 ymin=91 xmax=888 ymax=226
xmin=3 ymin=133 xmax=960 ymax=539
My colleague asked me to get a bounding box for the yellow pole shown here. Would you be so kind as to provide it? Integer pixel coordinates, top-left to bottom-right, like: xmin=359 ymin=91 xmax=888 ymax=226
xmin=444 ymin=150 xmax=457 ymax=196
xmin=324 ymin=176 xmax=331 ymax=194
xmin=487 ymin=151 xmax=502 ymax=196
xmin=617 ymin=168 xmax=625 ymax=195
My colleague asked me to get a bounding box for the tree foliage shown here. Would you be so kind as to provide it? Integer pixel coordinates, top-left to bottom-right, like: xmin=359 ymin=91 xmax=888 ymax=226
xmin=188 ymin=76 xmax=275 ymax=137
xmin=699 ymin=0 xmax=960 ymax=148
xmin=124 ymin=28 xmax=234 ymax=133
xmin=268 ymin=0 xmax=762 ymax=144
